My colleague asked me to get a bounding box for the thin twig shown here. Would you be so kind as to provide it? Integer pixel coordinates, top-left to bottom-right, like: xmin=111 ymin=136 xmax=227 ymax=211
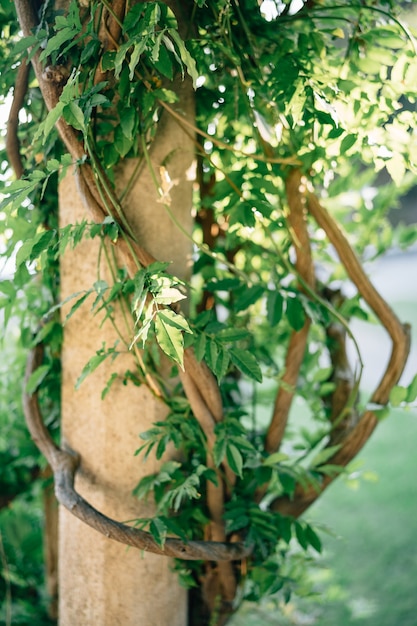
xmin=158 ymin=98 xmax=300 ymax=166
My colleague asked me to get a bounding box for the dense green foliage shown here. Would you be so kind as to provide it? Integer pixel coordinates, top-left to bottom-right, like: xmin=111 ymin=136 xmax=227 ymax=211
xmin=1 ymin=0 xmax=417 ymax=623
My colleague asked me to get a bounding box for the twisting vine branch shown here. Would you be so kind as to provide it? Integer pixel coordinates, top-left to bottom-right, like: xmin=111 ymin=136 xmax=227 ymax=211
xmin=265 ymin=169 xmax=316 ymax=454
xmin=6 ymin=58 xmax=29 ymax=179
xmin=322 ymin=288 xmax=359 ymax=446
xmin=307 ymin=190 xmax=410 ymax=401
xmin=271 ymin=185 xmax=411 ymax=518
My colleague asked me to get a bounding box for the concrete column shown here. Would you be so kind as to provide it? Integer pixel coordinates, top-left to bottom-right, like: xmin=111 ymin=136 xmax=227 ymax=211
xmin=58 ymin=75 xmax=194 ymax=626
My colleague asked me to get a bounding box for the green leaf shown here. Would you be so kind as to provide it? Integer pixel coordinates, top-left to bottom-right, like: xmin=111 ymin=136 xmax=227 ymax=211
xmin=310 ymin=444 xmax=341 ymax=468
xmin=154 ymin=312 xmax=186 ymax=369
xmin=101 ymin=373 xmax=118 ymax=400
xmin=267 ymin=291 xmax=284 ymax=327
xmin=263 ymin=452 xmax=289 ymax=467
xmin=206 ymin=339 xmax=219 ymax=373
xmin=215 ymin=328 xmax=250 ymax=343
xmin=114 ymin=41 xmax=131 ymax=78
xmin=153 ymin=43 xmax=173 ymax=80
xmin=286 ymin=296 xmax=305 ymax=331
xmin=150 ymin=518 xmax=167 ymax=548
xmin=15 ymin=230 xmax=54 ymax=268
xmin=340 ymin=134 xmax=357 ymax=153
xmin=63 ymin=101 xmax=85 ymax=132
xmin=156 ymin=309 xmax=191 ymax=333
xmin=234 ymin=285 xmax=264 ymax=311
xmin=226 ymin=444 xmax=243 ymax=478
xmin=131 ymin=301 xmax=155 ymax=347
xmin=312 ymin=366 xmax=333 ymax=383
xmin=102 ymin=50 xmax=116 ymax=71
xmin=406 ymin=374 xmax=417 ymax=403
xmin=13 ymin=35 xmax=40 ymax=56
xmin=193 ymin=333 xmax=206 ymax=362
xmin=39 ymin=27 xmax=74 ymax=61
xmin=230 ymin=348 xmax=262 ymax=383
xmin=129 ymin=39 xmax=147 ymax=80
xmin=26 ymin=364 xmax=50 ymax=394
xmin=214 ymin=347 xmax=229 ymax=381
xmin=122 ymin=4 xmax=143 ymax=33
xmin=75 ymin=344 xmax=118 ymax=389
xmin=287 ymin=81 xmax=306 ymax=126
xmin=206 ymin=278 xmax=241 ymax=292
xmin=80 ymin=38 xmax=101 ymax=64
xmin=132 ymin=273 xmax=147 ymax=319
xmin=390 ymin=385 xmax=408 ymax=407
xmin=38 ymin=101 xmax=65 ymax=143
xmin=119 ymin=107 xmax=137 ymax=140
xmin=114 ymin=125 xmax=134 ymax=158
xmin=168 ymin=30 xmax=198 ymax=88
xmin=294 ymin=521 xmax=308 ymax=550
xmin=213 ymin=434 xmax=227 ymax=467
xmin=65 ymin=291 xmax=92 ymax=323
xmin=304 ymin=524 xmax=322 ymax=553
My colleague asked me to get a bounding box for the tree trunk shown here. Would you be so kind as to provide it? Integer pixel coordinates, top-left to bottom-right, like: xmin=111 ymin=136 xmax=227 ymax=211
xmin=58 ymin=79 xmax=194 ymax=625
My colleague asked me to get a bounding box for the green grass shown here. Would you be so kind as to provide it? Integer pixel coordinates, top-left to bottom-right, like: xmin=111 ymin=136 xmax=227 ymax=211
xmin=231 ymin=409 xmax=417 ymax=626
xmin=309 ymin=409 xmax=417 ymax=626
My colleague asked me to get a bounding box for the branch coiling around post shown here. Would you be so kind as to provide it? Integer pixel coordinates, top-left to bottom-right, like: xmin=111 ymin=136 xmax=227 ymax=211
xmin=23 ymin=345 xmax=251 ymax=562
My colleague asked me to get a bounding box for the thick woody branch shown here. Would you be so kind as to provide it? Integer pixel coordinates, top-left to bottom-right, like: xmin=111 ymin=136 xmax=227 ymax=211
xmin=271 ymin=190 xmax=411 ymax=518
xmin=14 ymin=0 xmax=85 ymax=161
xmin=180 ymin=370 xmax=237 ymax=600
xmin=94 ymin=0 xmax=126 ymax=83
xmin=6 ymin=59 xmax=29 ymax=179
xmin=307 ymin=191 xmax=410 ymax=405
xmin=23 ymin=345 xmax=251 ymax=562
xmin=265 ymin=170 xmax=315 ymax=454
xmin=6 ymin=52 xmax=59 ymax=611
xmin=180 ymin=371 xmax=216 ymax=448
xmin=325 ymin=318 xmax=359 ymax=445
xmin=183 ymin=350 xmax=223 ymax=423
